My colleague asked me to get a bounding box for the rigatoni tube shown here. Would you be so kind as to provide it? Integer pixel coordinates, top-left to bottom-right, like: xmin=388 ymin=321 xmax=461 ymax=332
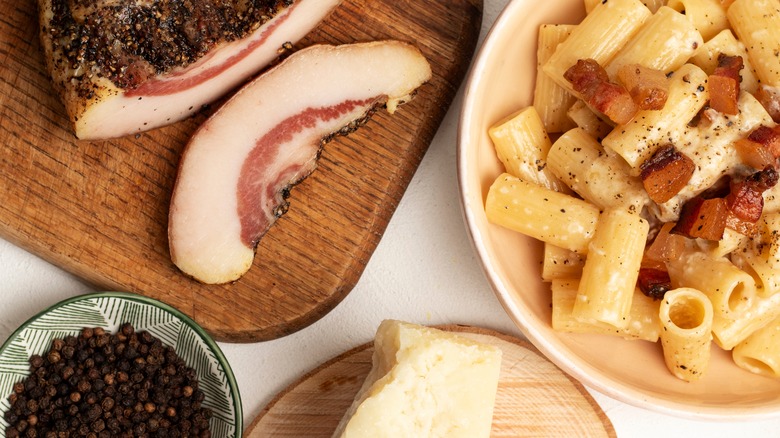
xmin=666 ymin=0 xmax=729 ymax=41
xmin=659 ymin=287 xmax=714 ymax=382
xmin=666 ymin=251 xmax=757 ymax=321
xmin=604 ymin=6 xmax=703 ymax=77
xmin=547 ymin=127 xmax=649 ymax=213
xmin=552 ymin=279 xmax=661 ymax=341
xmin=689 ymin=29 xmax=759 ymax=94
xmin=727 ymin=0 xmax=780 ymax=87
xmin=602 ymin=63 xmax=709 ymax=169
xmin=711 ymin=289 xmax=780 ymax=350
xmin=731 ymin=212 xmax=780 ymax=298
xmin=542 ymin=243 xmax=585 ymax=281
xmin=533 ymin=24 xmax=577 ymax=134
xmin=573 ymin=208 xmax=649 ymax=328
xmin=542 ymin=0 xmax=652 ymax=95
xmin=485 ymin=173 xmax=599 ymax=254
xmin=488 ymin=106 xmax=566 ymax=192
xmin=733 ymin=316 xmax=780 ymax=378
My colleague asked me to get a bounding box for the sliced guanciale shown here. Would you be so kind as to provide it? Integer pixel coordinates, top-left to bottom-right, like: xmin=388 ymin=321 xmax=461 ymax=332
xmin=734 ymin=137 xmax=776 ymax=169
xmin=617 ymin=64 xmax=670 ymax=111
xmin=564 ymin=59 xmax=638 ymax=125
xmin=38 ymin=0 xmax=344 ymax=139
xmin=708 ymin=54 xmax=743 ymax=115
xmin=637 ymin=267 xmax=672 ymax=300
xmin=734 ymin=124 xmax=780 ymax=169
xmin=168 ymin=41 xmax=433 ymax=284
xmin=639 ymin=144 xmax=695 ymax=204
xmin=668 ymin=167 xmax=777 ymax=239
xmin=670 ymin=196 xmax=729 ymax=241
xmin=564 ymin=58 xmax=608 ymax=95
xmin=726 ymin=179 xmax=766 ymax=223
xmin=724 ymin=167 xmax=779 ymax=235
xmin=748 ymin=125 xmax=780 ymax=156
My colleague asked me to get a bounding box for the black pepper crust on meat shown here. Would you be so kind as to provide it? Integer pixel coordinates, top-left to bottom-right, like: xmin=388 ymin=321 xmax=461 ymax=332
xmin=40 ymin=0 xmax=294 ymax=96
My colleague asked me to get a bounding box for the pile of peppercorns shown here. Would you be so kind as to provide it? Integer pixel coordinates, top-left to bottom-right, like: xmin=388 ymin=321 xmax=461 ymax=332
xmin=3 ymin=323 xmax=213 ymax=437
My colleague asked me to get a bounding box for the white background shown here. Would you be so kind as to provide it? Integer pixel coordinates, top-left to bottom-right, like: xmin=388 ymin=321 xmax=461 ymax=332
xmin=3 ymin=0 xmax=780 ymax=436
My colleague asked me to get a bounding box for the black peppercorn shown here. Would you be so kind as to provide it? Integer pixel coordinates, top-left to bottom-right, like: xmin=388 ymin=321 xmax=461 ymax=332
xmin=3 ymin=324 xmax=212 ymax=436
xmin=30 ymin=356 xmax=44 ymax=369
xmin=77 ymin=379 xmax=91 ymax=393
xmin=84 ymin=392 xmax=98 ymax=405
xmin=60 ymin=367 xmax=74 ymax=380
xmin=61 ymin=346 xmax=74 ymax=359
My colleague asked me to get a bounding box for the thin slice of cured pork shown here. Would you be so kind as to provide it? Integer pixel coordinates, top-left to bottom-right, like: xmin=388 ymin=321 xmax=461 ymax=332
xmin=37 ymin=0 xmax=342 ymax=140
xmin=168 ymin=41 xmax=432 ymax=284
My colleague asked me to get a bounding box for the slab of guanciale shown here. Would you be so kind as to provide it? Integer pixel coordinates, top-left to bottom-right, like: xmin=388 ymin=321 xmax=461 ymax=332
xmin=0 ymin=0 xmax=483 ymax=341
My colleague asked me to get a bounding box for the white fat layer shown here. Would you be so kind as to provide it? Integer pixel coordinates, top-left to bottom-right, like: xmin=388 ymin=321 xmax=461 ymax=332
xmin=74 ymin=0 xmax=342 ymax=139
xmin=168 ymin=41 xmax=432 ymax=284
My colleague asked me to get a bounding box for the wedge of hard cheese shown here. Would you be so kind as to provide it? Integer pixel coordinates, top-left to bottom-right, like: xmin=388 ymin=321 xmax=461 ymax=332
xmin=333 ymin=320 xmax=503 ymax=438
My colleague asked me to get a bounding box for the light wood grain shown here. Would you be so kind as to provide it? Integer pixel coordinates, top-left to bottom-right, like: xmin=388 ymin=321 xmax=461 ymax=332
xmin=246 ymin=325 xmax=616 ymax=437
xmin=0 ymin=0 xmax=482 ymax=342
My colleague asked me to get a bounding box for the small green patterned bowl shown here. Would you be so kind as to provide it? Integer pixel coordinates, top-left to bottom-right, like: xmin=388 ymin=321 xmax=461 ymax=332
xmin=0 ymin=291 xmax=242 ymax=437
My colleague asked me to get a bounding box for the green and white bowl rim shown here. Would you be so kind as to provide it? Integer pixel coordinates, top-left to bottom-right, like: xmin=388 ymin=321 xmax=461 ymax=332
xmin=0 ymin=291 xmax=243 ymax=436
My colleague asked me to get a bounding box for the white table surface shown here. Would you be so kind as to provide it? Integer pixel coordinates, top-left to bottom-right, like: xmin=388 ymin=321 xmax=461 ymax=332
xmin=3 ymin=1 xmax=780 ymax=436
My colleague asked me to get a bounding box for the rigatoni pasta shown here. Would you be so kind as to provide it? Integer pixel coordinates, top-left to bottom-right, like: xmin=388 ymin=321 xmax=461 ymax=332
xmin=601 ymin=63 xmax=709 ymax=169
xmin=533 ymin=24 xmax=578 ymax=134
xmin=483 ymin=0 xmax=780 ymax=381
xmin=488 ymin=106 xmax=567 ymax=192
xmin=572 ymin=208 xmax=649 ymax=328
xmin=585 ymin=0 xmax=665 ymax=13
xmin=552 ymin=279 xmax=661 ymax=341
xmin=542 ymin=243 xmax=585 ymax=281
xmin=733 ymin=316 xmax=780 ymax=378
xmin=654 ymin=91 xmax=775 ymax=222
xmin=711 ymin=292 xmax=780 ymax=350
xmin=757 ymin=212 xmax=780 ymax=271
xmin=731 ymin=213 xmax=780 ymax=297
xmin=706 ymin=228 xmax=748 ymax=259
xmin=666 ymin=251 xmax=757 ymax=320
xmin=543 ymin=0 xmax=652 ymax=95
xmin=659 ymin=288 xmax=714 ymax=381
xmin=547 ymin=127 xmax=649 ymax=212
xmin=485 ymin=173 xmax=599 ymax=253
xmin=690 ymin=29 xmax=759 ymax=94
xmin=666 ymin=0 xmax=729 ymax=41
xmin=604 ymin=6 xmax=702 ymax=77
xmin=727 ymin=0 xmax=780 ymax=87
xmin=545 ymin=127 xmax=605 ymax=200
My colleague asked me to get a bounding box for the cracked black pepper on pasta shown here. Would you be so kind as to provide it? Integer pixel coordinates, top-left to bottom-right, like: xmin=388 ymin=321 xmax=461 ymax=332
xmin=2 ymin=323 xmax=213 ymax=438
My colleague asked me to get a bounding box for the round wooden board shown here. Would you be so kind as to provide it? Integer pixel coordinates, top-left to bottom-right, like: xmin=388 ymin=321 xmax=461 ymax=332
xmin=245 ymin=325 xmax=616 ymax=437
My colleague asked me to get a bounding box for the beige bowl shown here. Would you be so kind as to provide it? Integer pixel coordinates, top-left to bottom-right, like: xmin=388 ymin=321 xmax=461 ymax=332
xmin=457 ymin=0 xmax=780 ymax=420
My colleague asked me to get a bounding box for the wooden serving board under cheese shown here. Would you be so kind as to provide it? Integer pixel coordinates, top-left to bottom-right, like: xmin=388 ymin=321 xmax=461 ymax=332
xmin=0 ymin=0 xmax=482 ymax=342
xmin=246 ymin=325 xmax=616 ymax=437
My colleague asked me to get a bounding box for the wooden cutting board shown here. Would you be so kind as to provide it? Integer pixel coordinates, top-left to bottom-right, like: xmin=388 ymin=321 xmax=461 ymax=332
xmin=246 ymin=325 xmax=616 ymax=437
xmin=0 ymin=0 xmax=482 ymax=342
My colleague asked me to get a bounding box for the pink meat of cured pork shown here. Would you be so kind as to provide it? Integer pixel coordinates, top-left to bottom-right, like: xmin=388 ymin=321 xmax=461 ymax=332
xmin=37 ymin=0 xmax=342 ymax=140
xmin=168 ymin=41 xmax=432 ymax=284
